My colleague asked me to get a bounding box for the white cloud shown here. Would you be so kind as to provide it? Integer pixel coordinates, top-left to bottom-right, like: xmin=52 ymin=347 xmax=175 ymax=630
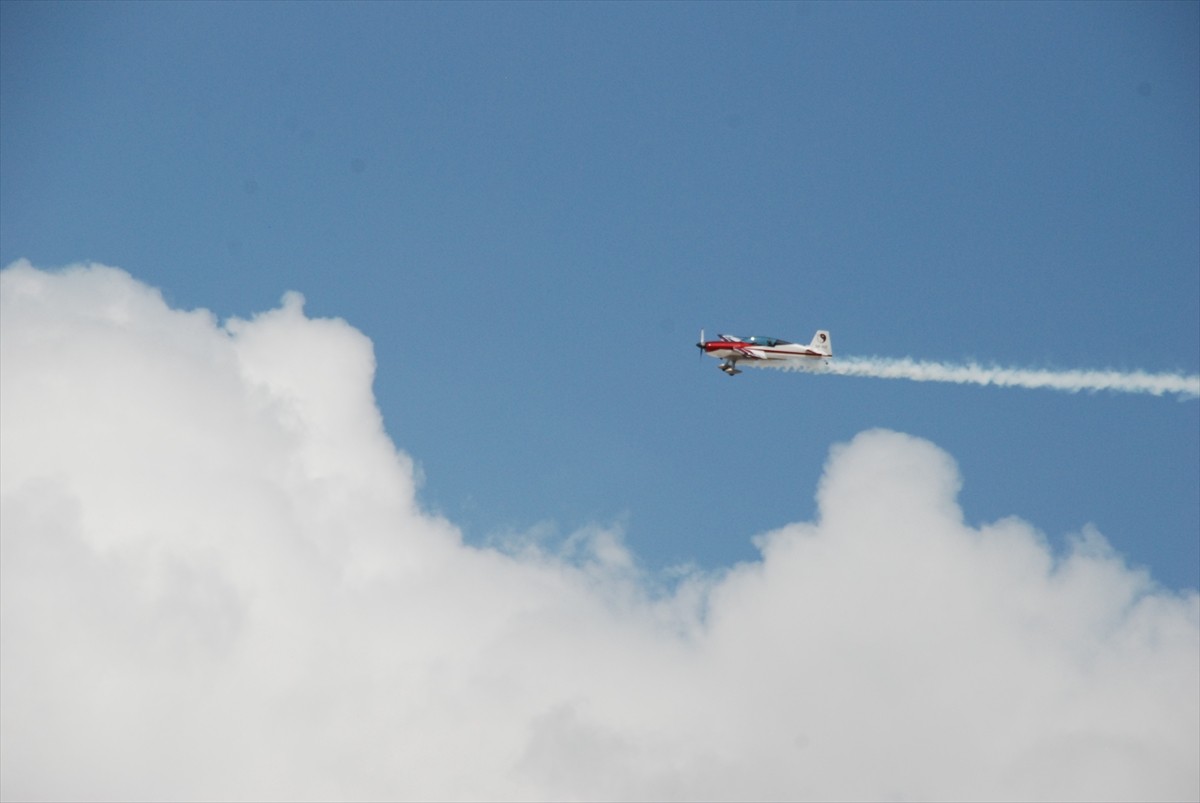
xmin=2 ymin=261 xmax=1196 ymax=802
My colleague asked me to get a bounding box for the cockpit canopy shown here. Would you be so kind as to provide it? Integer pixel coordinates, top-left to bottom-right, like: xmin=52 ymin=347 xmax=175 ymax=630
xmin=741 ymin=335 xmax=792 ymax=347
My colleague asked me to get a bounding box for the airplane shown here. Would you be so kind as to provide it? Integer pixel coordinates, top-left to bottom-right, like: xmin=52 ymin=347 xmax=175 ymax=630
xmin=696 ymin=329 xmax=832 ymax=375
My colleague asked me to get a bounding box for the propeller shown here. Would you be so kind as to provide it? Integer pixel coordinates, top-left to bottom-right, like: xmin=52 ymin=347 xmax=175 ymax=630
xmin=696 ymin=328 xmax=706 ymax=361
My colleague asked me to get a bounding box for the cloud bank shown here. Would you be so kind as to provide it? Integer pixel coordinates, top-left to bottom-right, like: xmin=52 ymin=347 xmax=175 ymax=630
xmin=2 ymin=261 xmax=1197 ymax=802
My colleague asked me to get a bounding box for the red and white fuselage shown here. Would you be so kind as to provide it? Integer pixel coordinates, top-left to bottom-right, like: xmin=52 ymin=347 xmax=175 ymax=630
xmin=698 ymin=330 xmax=832 ymax=375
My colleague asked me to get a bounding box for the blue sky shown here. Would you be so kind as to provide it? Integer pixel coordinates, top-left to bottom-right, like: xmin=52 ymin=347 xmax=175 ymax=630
xmin=3 ymin=0 xmax=1197 ymax=589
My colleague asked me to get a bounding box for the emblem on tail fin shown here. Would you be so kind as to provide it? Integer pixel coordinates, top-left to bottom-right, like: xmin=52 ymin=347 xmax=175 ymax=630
xmin=809 ymin=330 xmax=832 ymax=356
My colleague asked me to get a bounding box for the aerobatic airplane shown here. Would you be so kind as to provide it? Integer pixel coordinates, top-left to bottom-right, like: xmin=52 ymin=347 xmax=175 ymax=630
xmin=696 ymin=329 xmax=832 ymax=375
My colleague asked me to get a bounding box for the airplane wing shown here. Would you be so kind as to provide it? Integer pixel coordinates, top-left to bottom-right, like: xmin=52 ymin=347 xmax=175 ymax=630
xmin=718 ymin=334 xmax=742 ymax=342
xmin=733 ymin=347 xmax=768 ymax=359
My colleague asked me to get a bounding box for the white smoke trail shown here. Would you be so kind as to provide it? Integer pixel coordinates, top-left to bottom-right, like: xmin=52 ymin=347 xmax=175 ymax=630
xmin=766 ymin=356 xmax=1200 ymax=399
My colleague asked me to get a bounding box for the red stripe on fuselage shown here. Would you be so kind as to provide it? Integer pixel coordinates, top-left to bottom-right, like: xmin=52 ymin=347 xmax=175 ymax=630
xmin=702 ymin=342 xmax=822 ymax=359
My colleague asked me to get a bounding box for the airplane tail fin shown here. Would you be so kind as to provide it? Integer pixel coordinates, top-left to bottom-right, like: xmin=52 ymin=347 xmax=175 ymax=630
xmin=809 ymin=330 xmax=832 ymax=356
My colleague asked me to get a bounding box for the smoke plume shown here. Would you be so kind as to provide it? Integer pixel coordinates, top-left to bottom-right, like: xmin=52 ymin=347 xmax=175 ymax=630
xmin=768 ymin=356 xmax=1200 ymax=398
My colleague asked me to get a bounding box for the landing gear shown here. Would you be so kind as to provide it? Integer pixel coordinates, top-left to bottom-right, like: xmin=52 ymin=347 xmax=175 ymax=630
xmin=720 ymin=363 xmax=742 ymax=376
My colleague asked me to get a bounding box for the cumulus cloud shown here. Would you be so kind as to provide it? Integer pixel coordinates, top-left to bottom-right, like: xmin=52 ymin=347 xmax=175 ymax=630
xmin=2 ymin=261 xmax=1196 ymax=802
